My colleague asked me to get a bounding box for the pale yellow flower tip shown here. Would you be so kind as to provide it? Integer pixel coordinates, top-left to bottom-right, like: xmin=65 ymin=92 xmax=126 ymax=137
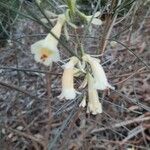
xmin=87 ymin=74 xmax=102 ymax=115
xmin=127 ymin=147 xmax=135 ymax=150
xmin=58 ymin=57 xmax=79 ymax=100
xmin=86 ymin=11 xmax=102 ymax=26
xmin=79 ymin=95 xmax=86 ymax=108
xmin=82 ymin=54 xmax=114 ymax=90
xmin=110 ymin=41 xmax=117 ymax=48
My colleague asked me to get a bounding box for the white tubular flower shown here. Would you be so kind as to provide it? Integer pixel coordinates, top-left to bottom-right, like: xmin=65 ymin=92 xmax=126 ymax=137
xmin=82 ymin=54 xmax=114 ymax=90
xmin=86 ymin=11 xmax=102 ymax=25
xmin=87 ymin=74 xmax=102 ymax=115
xmin=31 ymin=14 xmax=66 ymax=66
xmin=58 ymin=57 xmax=79 ymax=100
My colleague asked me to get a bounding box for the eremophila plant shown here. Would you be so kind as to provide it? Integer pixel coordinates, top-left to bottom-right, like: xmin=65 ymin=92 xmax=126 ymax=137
xmin=30 ymin=0 xmax=114 ymax=115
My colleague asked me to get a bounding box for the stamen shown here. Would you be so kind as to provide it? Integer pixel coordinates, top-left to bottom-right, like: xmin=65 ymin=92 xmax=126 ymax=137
xmin=41 ymin=54 xmax=48 ymax=61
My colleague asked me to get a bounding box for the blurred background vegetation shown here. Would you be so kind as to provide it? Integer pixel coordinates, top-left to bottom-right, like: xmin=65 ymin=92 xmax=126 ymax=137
xmin=0 ymin=0 xmax=136 ymax=44
xmin=0 ymin=0 xmax=20 ymax=45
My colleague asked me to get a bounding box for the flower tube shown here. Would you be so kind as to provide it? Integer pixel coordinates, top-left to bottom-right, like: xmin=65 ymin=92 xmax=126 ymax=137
xmin=58 ymin=57 xmax=79 ymax=100
xmin=87 ymin=73 xmax=102 ymax=115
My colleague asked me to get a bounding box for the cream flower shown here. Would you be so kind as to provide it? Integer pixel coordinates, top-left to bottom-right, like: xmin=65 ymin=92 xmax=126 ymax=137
xmin=87 ymin=73 xmax=102 ymax=115
xmin=82 ymin=54 xmax=114 ymax=90
xmin=31 ymin=14 xmax=66 ymax=66
xmin=58 ymin=57 xmax=79 ymax=100
xmin=86 ymin=11 xmax=102 ymax=25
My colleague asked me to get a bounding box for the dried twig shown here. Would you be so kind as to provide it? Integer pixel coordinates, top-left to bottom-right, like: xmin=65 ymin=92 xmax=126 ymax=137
xmin=114 ymin=67 xmax=146 ymax=85
xmin=0 ymin=81 xmax=46 ymax=101
xmin=99 ymin=0 xmax=122 ymax=54
xmin=120 ymin=125 xmax=145 ymax=145
xmin=5 ymin=127 xmax=46 ymax=147
xmin=45 ymin=67 xmax=52 ymax=148
xmin=91 ymin=116 xmax=150 ymax=133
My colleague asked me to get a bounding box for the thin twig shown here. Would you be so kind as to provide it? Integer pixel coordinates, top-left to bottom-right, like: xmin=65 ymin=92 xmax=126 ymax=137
xmin=113 ymin=90 xmax=150 ymax=112
xmin=45 ymin=67 xmax=52 ymax=148
xmin=0 ymin=81 xmax=46 ymax=101
xmin=114 ymin=67 xmax=146 ymax=85
xmin=99 ymin=0 xmax=122 ymax=54
xmin=48 ymin=102 xmax=79 ymax=150
xmin=120 ymin=125 xmax=145 ymax=145
xmin=91 ymin=116 xmax=150 ymax=133
xmin=0 ymin=66 xmax=62 ymax=75
xmin=109 ymin=39 xmax=150 ymax=70
xmin=5 ymin=127 xmax=46 ymax=147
